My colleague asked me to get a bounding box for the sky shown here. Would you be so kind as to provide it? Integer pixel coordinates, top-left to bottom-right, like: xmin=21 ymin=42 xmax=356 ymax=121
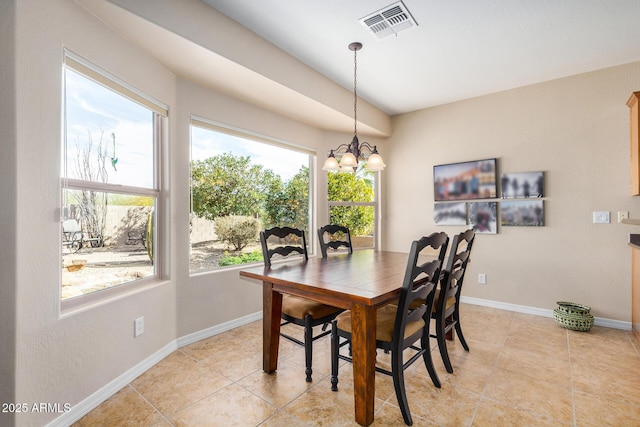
xmin=190 ymin=126 xmax=309 ymax=181
xmin=64 ymin=69 xmax=154 ymax=188
xmin=64 ymin=68 xmax=309 ymax=186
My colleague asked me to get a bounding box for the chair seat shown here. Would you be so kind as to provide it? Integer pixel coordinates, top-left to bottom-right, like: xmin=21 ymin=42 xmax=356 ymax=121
xmin=408 ymin=289 xmax=456 ymax=312
xmin=335 ymin=305 xmax=425 ymax=343
xmin=432 ymin=292 xmax=456 ymax=312
xmin=282 ymin=295 xmax=342 ymax=320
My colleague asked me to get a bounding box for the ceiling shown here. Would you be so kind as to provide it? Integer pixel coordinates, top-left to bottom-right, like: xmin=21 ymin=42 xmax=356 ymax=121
xmin=203 ymin=0 xmax=640 ymax=115
xmin=77 ymin=0 xmax=640 ymax=136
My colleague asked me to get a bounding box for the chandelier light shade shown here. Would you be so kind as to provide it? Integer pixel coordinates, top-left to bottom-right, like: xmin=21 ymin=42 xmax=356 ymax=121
xmin=322 ymin=42 xmax=386 ymax=172
xmin=365 ymin=151 xmax=386 ymax=171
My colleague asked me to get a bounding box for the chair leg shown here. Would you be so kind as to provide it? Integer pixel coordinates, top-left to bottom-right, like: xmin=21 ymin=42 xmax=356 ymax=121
xmin=391 ymin=348 xmax=412 ymax=426
xmin=437 ymin=315 xmax=453 ymax=374
xmin=330 ymin=321 xmax=339 ymax=391
xmin=445 ymin=324 xmax=454 ymax=340
xmin=304 ymin=315 xmax=313 ymax=382
xmin=445 ymin=314 xmax=455 ymax=340
xmin=454 ymin=312 xmax=470 ymax=351
xmin=420 ymin=333 xmax=441 ymax=388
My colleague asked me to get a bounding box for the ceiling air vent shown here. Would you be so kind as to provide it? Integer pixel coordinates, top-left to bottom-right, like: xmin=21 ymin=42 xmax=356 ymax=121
xmin=359 ymin=1 xmax=417 ymax=40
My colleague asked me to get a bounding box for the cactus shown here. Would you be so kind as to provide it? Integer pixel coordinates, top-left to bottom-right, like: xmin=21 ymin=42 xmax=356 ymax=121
xmin=146 ymin=211 xmax=154 ymax=264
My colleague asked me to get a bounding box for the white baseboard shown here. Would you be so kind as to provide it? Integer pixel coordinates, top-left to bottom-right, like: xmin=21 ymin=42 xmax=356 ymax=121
xmin=47 ymin=312 xmax=261 ymax=427
xmin=461 ymin=296 xmax=632 ymax=331
xmin=46 ymin=341 xmax=177 ymax=427
xmin=48 ymin=299 xmax=630 ymax=426
xmin=176 ymin=311 xmax=262 ymax=348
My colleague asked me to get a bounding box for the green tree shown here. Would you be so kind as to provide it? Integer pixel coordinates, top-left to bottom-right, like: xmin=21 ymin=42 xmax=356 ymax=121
xmin=191 ymin=154 xmax=310 ymax=244
xmin=286 ymin=166 xmax=310 ymax=230
xmin=328 ymin=171 xmax=374 ymax=236
xmin=263 ymin=166 xmax=309 ymax=231
xmin=191 ymin=153 xmax=268 ymax=220
xmin=262 ymin=169 xmax=287 ymax=226
xmin=264 ymin=166 xmax=309 ymax=230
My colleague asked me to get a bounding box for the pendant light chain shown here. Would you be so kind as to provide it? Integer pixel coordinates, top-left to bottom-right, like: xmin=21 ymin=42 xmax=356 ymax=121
xmin=321 ymin=42 xmax=385 ymax=172
xmin=353 ymin=46 xmax=358 ymax=138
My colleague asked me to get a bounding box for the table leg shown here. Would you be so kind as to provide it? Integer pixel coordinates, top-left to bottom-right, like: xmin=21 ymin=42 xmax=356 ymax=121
xmin=263 ymin=281 xmax=283 ymax=373
xmin=350 ymin=303 xmax=376 ymax=426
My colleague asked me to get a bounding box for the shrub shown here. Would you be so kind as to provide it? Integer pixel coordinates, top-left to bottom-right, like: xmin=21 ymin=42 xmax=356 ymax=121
xmin=214 ymin=215 xmax=260 ymax=251
xmin=218 ymin=250 xmax=263 ymax=267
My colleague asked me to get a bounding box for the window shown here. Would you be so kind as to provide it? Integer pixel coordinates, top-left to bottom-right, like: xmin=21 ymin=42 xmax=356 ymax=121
xmin=190 ymin=118 xmax=313 ymax=272
xmin=328 ymin=166 xmax=378 ymax=250
xmin=61 ymin=51 xmax=166 ymax=301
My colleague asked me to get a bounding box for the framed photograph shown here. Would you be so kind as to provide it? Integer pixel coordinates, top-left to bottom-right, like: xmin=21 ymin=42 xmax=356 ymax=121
xmin=434 ymin=202 xmax=467 ymax=225
xmin=468 ymin=201 xmax=497 ymax=234
xmin=434 ymin=158 xmax=497 ymax=201
xmin=500 ymin=200 xmax=544 ymax=226
xmin=500 ymin=171 xmax=544 ymax=198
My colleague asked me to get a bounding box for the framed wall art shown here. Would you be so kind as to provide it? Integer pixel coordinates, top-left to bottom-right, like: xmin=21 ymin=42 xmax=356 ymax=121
xmin=434 ymin=202 xmax=467 ymax=225
xmin=468 ymin=201 xmax=497 ymax=234
xmin=500 ymin=171 xmax=543 ymax=198
xmin=434 ymin=158 xmax=497 ymax=201
xmin=500 ymin=200 xmax=544 ymax=226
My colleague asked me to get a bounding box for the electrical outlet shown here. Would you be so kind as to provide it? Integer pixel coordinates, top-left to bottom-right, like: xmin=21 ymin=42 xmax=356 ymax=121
xmin=478 ymin=273 xmax=486 ymax=285
xmin=134 ymin=317 xmax=144 ymax=337
xmin=618 ymin=211 xmax=629 ymax=222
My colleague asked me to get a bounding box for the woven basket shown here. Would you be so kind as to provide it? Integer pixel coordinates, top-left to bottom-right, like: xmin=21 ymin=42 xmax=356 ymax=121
xmin=554 ymin=301 xmax=593 ymax=331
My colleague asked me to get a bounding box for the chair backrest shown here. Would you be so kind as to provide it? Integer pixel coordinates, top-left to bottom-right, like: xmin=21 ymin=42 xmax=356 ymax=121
xmin=62 ymin=219 xmax=82 ymax=234
xmin=437 ymin=229 xmax=475 ymax=316
xmin=260 ymin=226 xmax=309 ymax=267
xmin=317 ymin=224 xmax=353 ymax=258
xmin=393 ymin=232 xmax=449 ymax=344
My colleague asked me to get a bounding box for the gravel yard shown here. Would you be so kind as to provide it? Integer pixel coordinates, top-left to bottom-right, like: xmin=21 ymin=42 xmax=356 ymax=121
xmin=61 ymin=240 xmax=261 ymax=299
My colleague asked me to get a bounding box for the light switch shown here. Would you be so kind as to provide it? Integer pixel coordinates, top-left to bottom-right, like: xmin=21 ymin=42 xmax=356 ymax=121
xmin=593 ymin=211 xmax=610 ymax=224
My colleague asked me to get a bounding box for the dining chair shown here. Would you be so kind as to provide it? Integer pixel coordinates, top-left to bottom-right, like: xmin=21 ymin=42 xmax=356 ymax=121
xmin=330 ymin=232 xmax=449 ymax=426
xmin=259 ymin=226 xmax=343 ymax=382
xmin=431 ymin=228 xmax=475 ymax=374
xmin=317 ymin=224 xmax=353 ymax=257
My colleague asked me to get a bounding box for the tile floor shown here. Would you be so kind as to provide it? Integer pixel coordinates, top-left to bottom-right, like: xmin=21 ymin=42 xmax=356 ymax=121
xmin=74 ymin=304 xmax=640 ymax=426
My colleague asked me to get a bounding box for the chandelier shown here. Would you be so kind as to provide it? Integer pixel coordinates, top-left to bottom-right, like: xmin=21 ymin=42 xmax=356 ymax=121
xmin=322 ymin=42 xmax=386 ymax=172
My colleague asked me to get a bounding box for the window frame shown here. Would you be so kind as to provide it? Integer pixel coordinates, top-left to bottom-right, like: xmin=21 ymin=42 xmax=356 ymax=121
xmin=327 ymin=171 xmax=381 ymax=251
xmin=60 ymin=51 xmax=168 ymax=311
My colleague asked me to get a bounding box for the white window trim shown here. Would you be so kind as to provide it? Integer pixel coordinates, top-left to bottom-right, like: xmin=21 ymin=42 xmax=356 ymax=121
xmin=61 ymin=51 xmax=168 ymax=313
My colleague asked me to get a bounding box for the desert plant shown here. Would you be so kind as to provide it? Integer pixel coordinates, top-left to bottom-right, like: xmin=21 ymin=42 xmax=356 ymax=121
xmin=214 ymin=215 xmax=260 ymax=251
xmin=70 ymin=130 xmax=109 ymax=246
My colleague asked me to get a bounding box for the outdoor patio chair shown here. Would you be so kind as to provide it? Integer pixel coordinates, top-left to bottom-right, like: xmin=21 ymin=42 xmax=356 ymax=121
xmin=62 ymin=219 xmax=100 ymax=253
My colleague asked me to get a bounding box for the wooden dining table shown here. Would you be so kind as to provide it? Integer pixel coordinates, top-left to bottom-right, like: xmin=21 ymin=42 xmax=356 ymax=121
xmin=239 ymin=249 xmax=419 ymax=426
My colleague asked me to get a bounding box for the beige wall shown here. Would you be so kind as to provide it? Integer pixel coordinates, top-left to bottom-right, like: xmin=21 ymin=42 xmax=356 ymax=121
xmin=0 ymin=0 xmax=17 ymax=422
xmin=173 ymin=79 xmax=386 ymax=336
xmin=9 ymin=1 xmax=178 ymax=425
xmin=384 ymin=62 xmax=640 ymax=321
xmin=175 ymin=78 xmax=321 ymax=336
xmin=4 ymin=0 xmax=640 ymax=425
xmin=4 ymin=1 xmax=386 ymax=425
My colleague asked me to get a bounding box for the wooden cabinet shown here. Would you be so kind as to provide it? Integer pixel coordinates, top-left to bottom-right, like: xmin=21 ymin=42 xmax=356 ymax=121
xmin=632 ymin=245 xmax=640 ymax=341
xmin=628 ymin=93 xmax=640 ymax=340
xmin=627 ymin=92 xmax=640 ymax=195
